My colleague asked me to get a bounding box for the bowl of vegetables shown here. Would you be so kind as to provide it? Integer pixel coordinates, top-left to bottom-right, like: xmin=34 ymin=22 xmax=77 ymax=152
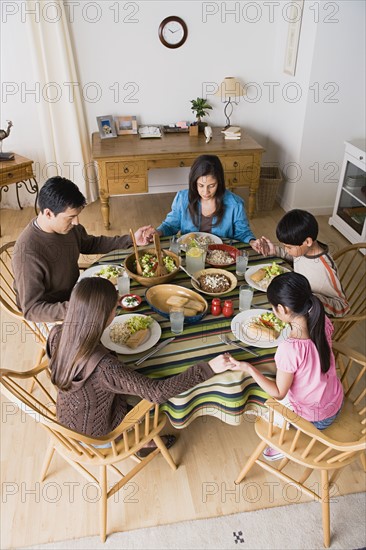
xmin=124 ymin=247 xmax=180 ymax=288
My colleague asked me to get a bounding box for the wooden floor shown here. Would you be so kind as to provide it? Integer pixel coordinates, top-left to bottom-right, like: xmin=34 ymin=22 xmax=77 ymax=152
xmin=1 ymin=194 xmax=365 ymax=548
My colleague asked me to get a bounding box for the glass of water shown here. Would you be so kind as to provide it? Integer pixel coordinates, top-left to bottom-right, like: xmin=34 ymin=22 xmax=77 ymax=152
xmin=239 ymin=285 xmax=254 ymax=311
xmin=169 ymin=235 xmax=181 ymax=255
xmin=236 ymin=250 xmax=249 ymax=280
xmin=169 ymin=306 xmax=184 ymax=334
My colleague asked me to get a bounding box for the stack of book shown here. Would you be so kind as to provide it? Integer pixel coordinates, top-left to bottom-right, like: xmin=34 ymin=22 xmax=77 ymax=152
xmin=222 ymin=126 xmax=241 ymax=140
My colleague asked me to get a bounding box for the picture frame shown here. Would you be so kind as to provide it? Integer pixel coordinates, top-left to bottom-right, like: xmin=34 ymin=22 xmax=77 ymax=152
xmin=97 ymin=115 xmax=117 ymax=139
xmin=283 ymin=0 xmax=304 ymax=76
xmin=115 ymin=116 xmax=138 ymax=135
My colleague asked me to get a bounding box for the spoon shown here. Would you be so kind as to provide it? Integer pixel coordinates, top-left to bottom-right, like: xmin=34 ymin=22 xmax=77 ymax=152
xmin=179 ymin=265 xmax=201 ymax=287
xmin=219 ymin=333 xmax=259 ymax=357
xmin=153 ymin=233 xmax=167 ymax=276
xmin=129 ymin=229 xmax=143 ymax=275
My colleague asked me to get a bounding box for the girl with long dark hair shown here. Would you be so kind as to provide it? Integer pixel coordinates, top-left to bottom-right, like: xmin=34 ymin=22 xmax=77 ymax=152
xmin=228 ymin=272 xmax=343 ymax=460
xmin=151 ymin=154 xmax=258 ymax=245
xmin=48 ymin=277 xmax=244 ymax=452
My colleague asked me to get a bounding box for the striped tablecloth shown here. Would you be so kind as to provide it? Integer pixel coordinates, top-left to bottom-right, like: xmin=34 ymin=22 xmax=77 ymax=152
xmin=94 ymin=240 xmax=286 ymax=429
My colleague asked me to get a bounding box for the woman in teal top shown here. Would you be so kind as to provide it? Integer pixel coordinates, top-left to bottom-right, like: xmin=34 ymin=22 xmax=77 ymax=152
xmin=153 ymin=155 xmax=257 ymax=245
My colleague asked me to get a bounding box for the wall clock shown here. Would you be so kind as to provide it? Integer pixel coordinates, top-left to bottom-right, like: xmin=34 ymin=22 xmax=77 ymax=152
xmin=158 ymin=16 xmax=188 ymax=49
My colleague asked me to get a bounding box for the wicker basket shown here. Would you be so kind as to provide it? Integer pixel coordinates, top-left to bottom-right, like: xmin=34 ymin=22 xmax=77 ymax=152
xmin=256 ymin=166 xmax=283 ymax=212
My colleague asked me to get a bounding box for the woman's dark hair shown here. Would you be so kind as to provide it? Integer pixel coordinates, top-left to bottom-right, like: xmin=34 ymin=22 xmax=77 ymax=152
xmin=38 ymin=176 xmax=86 ymax=214
xmin=276 ymin=209 xmax=318 ymax=245
xmin=267 ymin=272 xmax=330 ymax=373
xmin=188 ymin=155 xmax=226 ymax=227
xmin=50 ymin=277 xmax=118 ymax=390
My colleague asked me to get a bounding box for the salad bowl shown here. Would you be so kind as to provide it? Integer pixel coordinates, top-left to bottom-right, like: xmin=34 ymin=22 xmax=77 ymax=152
xmin=124 ymin=247 xmax=180 ymax=288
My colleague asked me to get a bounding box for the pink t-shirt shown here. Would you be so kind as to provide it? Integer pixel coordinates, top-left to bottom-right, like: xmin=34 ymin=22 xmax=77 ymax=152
xmin=275 ymin=316 xmax=343 ymax=422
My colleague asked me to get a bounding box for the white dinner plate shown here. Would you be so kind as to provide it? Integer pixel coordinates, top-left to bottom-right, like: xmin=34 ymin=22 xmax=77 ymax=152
xmin=177 ymin=232 xmax=223 ymax=245
xmin=101 ymin=314 xmax=161 ymax=355
xmin=245 ymin=263 xmax=290 ymax=292
xmin=231 ymin=308 xmax=288 ymax=349
xmin=78 ymin=264 xmax=123 ymax=287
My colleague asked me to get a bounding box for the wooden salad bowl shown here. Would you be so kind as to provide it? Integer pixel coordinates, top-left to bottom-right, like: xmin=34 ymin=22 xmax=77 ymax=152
xmin=124 ymin=247 xmax=180 ymax=288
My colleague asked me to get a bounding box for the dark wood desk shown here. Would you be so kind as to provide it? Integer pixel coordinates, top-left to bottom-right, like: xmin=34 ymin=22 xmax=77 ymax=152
xmin=92 ymin=128 xmax=264 ymax=228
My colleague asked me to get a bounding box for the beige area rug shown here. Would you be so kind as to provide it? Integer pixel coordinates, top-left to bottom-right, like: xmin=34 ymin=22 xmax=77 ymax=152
xmin=28 ymin=493 xmax=366 ymax=550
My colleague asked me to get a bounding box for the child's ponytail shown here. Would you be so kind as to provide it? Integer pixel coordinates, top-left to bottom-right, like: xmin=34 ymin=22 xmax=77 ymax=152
xmin=307 ymin=294 xmax=331 ymax=373
xmin=267 ymin=272 xmax=330 ymax=373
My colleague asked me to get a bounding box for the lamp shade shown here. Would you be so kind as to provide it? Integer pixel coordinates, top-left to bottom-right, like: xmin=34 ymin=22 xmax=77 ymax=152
xmin=216 ymin=77 xmax=246 ymax=99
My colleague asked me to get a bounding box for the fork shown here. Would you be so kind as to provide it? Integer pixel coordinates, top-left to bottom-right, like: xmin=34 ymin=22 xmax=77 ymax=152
xmin=219 ymin=333 xmax=259 ymax=357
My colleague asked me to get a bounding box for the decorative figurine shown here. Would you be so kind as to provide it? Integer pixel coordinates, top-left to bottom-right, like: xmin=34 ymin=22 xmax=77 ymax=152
xmin=204 ymin=125 xmax=213 ymax=143
xmin=0 ymin=120 xmax=14 ymax=160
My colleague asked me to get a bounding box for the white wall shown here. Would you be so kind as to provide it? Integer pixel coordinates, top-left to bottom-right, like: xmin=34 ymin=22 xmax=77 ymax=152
xmin=1 ymin=0 xmax=365 ymax=213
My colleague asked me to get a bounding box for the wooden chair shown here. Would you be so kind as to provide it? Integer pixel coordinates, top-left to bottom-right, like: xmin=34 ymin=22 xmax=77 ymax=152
xmin=0 ymin=359 xmax=178 ymax=542
xmin=235 ymin=342 xmax=366 ymax=548
xmin=0 ymin=241 xmax=49 ymax=364
xmin=332 ymin=242 xmax=366 ymax=341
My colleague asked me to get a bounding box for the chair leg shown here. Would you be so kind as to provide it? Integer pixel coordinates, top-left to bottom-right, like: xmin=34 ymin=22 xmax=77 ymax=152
xmin=235 ymin=440 xmax=267 ymax=485
xmin=100 ymin=465 xmax=107 ymax=543
xmin=153 ymin=435 xmax=177 ymax=471
xmin=40 ymin=443 xmax=55 ymax=482
xmin=359 ymin=452 xmax=366 ymax=472
xmin=321 ymin=469 xmax=330 ymax=548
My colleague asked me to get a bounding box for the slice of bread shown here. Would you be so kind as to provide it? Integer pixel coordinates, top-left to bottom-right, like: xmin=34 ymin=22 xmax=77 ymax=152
xmin=125 ymin=328 xmax=149 ymax=349
xmin=250 ymin=268 xmax=267 ymax=282
xmin=184 ymin=299 xmax=205 ymax=312
xmin=166 ymin=296 xmax=189 ymax=307
xmin=183 ymin=307 xmax=199 ymax=316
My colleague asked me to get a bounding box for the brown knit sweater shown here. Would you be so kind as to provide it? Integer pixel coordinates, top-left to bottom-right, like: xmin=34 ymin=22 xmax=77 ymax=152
xmin=12 ymin=220 xmax=131 ymax=322
xmin=47 ymin=325 xmax=215 ymax=437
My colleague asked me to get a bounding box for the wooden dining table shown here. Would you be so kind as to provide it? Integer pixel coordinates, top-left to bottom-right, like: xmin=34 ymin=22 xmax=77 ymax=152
xmin=92 ymin=239 xmax=287 ymax=430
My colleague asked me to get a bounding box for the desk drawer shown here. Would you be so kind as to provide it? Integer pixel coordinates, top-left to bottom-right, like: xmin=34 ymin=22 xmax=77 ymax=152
xmin=108 ymin=177 xmax=147 ymax=195
xmin=147 ymin=157 xmax=195 ymax=170
xmin=106 ymin=160 xmax=145 ymax=178
xmin=0 ymin=164 xmax=34 ymax=186
xmin=225 ymin=166 xmax=260 ymax=188
xmin=221 ymin=155 xmax=254 ymax=172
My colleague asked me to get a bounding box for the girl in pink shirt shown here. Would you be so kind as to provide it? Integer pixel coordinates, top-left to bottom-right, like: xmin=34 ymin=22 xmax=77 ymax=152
xmin=229 ymin=272 xmax=343 ymax=461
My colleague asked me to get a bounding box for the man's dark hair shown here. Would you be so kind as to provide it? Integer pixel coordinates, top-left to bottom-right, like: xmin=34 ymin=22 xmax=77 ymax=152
xmin=38 ymin=177 xmax=86 ymax=214
xmin=276 ymin=209 xmax=319 ymax=245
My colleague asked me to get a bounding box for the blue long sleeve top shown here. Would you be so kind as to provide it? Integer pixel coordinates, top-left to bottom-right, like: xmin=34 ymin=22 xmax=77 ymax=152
xmin=156 ymin=189 xmax=255 ymax=243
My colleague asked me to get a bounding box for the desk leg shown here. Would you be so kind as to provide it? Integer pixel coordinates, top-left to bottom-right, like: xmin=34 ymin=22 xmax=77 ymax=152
xmin=100 ymin=193 xmax=110 ymax=229
xmin=16 ymin=178 xmax=39 ymax=214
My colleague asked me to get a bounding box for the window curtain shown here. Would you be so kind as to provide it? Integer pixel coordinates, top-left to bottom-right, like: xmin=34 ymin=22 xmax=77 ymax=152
xmin=26 ymin=0 xmax=97 ymax=202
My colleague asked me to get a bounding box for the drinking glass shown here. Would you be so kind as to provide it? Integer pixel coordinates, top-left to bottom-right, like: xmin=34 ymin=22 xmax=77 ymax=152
xmin=117 ymin=272 xmax=130 ymax=295
xmin=169 ymin=306 xmax=184 ymax=334
xmin=169 ymin=235 xmax=181 ymax=255
xmin=236 ymin=250 xmax=249 ymax=280
xmin=185 ymin=242 xmax=207 ymax=275
xmin=239 ymin=285 xmax=254 ymax=311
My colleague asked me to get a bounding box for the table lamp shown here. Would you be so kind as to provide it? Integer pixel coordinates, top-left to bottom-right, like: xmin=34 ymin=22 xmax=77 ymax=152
xmin=215 ymin=77 xmax=246 ymax=129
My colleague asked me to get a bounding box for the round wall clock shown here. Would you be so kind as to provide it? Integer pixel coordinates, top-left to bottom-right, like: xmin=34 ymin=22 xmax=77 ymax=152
xmin=158 ymin=16 xmax=188 ymax=49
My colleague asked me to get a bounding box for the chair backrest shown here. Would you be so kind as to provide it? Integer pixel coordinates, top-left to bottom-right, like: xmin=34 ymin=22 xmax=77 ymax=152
xmin=0 ymin=361 xmax=165 ymax=464
xmin=333 ymin=242 xmax=366 ymax=316
xmin=259 ymin=343 xmax=365 ymax=469
xmin=0 ymin=241 xmax=50 ymax=346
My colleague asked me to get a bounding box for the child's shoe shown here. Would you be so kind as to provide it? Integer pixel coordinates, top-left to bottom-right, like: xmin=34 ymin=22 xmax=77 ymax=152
xmin=262 ymin=446 xmax=284 ymax=461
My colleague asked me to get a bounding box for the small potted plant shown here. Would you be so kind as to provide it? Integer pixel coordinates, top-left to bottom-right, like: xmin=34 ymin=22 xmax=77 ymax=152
xmin=190 ymin=97 xmax=212 ymax=135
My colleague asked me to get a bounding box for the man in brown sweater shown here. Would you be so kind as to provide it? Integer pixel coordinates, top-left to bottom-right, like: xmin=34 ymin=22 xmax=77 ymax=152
xmin=13 ymin=176 xmax=152 ymax=322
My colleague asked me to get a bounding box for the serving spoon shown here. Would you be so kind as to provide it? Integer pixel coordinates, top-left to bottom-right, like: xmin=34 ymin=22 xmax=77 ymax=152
xmin=153 ymin=233 xmax=167 ymax=276
xmin=179 ymin=265 xmax=201 ymax=287
xmin=129 ymin=229 xmax=143 ymax=275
